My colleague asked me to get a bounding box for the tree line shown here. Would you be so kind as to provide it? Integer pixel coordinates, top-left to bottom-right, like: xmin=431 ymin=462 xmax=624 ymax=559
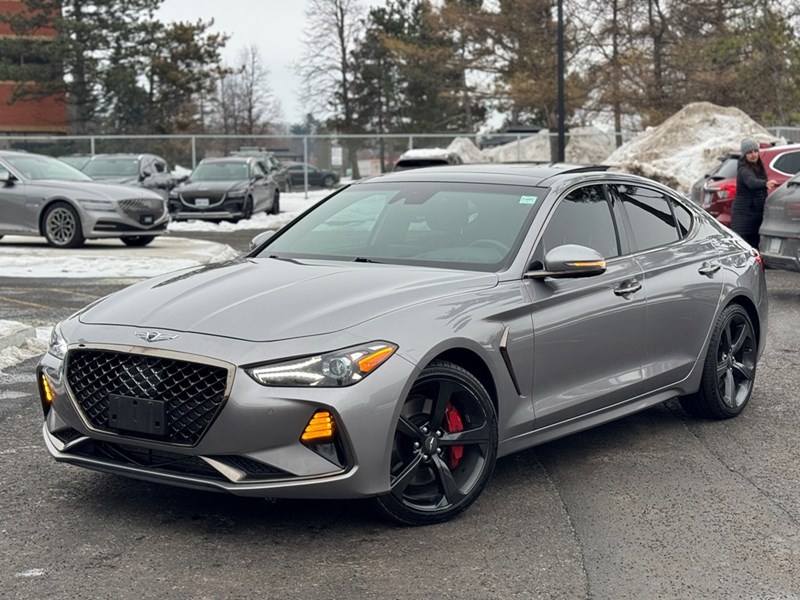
xmin=3 ymin=0 xmax=800 ymax=146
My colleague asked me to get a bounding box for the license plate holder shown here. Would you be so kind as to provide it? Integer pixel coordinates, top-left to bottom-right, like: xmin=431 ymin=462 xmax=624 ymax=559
xmin=108 ymin=394 xmax=166 ymax=436
xmin=195 ymin=198 xmax=210 ymax=208
xmin=767 ymin=236 xmax=782 ymax=254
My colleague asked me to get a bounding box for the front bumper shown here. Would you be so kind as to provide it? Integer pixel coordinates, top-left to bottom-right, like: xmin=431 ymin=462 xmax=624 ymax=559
xmin=168 ymin=196 xmax=247 ymax=221
xmin=83 ymin=198 xmax=170 ymax=238
xmin=37 ymin=332 xmax=418 ymax=500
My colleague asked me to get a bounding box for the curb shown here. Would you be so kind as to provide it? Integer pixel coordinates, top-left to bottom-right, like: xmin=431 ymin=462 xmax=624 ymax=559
xmin=0 ymin=320 xmax=37 ymax=352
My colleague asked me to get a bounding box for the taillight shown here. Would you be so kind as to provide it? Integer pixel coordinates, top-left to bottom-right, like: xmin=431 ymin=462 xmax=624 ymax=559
xmin=751 ymin=247 xmax=763 ymax=267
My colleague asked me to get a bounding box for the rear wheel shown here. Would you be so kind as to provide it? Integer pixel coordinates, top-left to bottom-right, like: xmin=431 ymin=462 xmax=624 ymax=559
xmin=376 ymin=360 xmax=497 ymax=525
xmin=679 ymin=304 xmax=757 ymax=419
xmin=270 ymin=190 xmax=280 ymax=215
xmin=323 ymin=175 xmax=336 ymax=188
xmin=43 ymin=202 xmax=85 ymax=248
xmin=242 ymin=196 xmax=253 ymax=220
xmin=120 ymin=236 xmax=155 ymax=247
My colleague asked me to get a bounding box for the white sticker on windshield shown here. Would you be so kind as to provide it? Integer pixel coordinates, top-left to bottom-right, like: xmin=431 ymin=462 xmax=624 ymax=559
xmin=519 ymin=195 xmax=538 ymax=204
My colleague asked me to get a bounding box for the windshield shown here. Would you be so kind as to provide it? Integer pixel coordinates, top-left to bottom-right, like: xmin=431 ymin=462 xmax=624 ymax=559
xmin=83 ymin=157 xmax=140 ymax=177
xmin=6 ymin=154 xmax=92 ymax=181
xmin=257 ymin=181 xmax=546 ymax=271
xmin=189 ymin=161 xmax=249 ymax=182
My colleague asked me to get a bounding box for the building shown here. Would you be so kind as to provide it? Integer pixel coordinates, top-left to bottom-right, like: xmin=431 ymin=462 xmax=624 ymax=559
xmin=0 ymin=0 xmax=66 ymax=134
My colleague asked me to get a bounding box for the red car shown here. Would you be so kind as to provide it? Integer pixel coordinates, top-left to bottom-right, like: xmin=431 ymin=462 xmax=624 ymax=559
xmin=700 ymin=143 xmax=800 ymax=226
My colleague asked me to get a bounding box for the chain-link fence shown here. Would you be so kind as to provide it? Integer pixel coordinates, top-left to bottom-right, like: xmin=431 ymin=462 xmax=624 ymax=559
xmin=1 ymin=127 xmax=797 ymax=180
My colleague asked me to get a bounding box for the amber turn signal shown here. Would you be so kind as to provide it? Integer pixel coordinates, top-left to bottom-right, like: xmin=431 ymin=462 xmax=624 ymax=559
xmin=301 ymin=410 xmax=335 ymax=443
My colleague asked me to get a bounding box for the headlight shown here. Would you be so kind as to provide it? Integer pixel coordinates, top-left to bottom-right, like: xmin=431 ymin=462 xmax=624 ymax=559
xmin=47 ymin=324 xmax=68 ymax=360
xmin=77 ymin=198 xmax=116 ymax=211
xmin=247 ymin=342 xmax=397 ymax=387
xmin=226 ymin=190 xmax=246 ymax=199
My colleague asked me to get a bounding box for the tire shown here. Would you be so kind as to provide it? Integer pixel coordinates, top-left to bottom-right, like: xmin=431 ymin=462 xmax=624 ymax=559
xmin=243 ymin=196 xmax=253 ymax=220
xmin=376 ymin=360 xmax=497 ymax=525
xmin=270 ymin=190 xmax=280 ymax=215
xmin=120 ymin=236 xmax=155 ymax=247
xmin=679 ymin=304 xmax=757 ymax=419
xmin=43 ymin=202 xmax=85 ymax=248
xmin=323 ymin=175 xmax=336 ymax=188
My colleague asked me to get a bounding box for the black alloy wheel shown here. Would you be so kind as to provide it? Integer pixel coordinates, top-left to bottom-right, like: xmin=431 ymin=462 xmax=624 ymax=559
xmin=376 ymin=360 xmax=497 ymax=525
xmin=43 ymin=202 xmax=85 ymax=248
xmin=680 ymin=304 xmax=757 ymax=419
xmin=120 ymin=236 xmax=155 ymax=247
xmin=243 ymin=196 xmax=254 ymax=220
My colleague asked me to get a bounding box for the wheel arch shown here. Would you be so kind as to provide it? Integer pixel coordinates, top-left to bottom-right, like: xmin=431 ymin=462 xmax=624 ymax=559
xmin=424 ymin=348 xmax=499 ymax=417
xmin=726 ymin=294 xmax=761 ymax=350
xmin=38 ymin=197 xmax=79 ymax=236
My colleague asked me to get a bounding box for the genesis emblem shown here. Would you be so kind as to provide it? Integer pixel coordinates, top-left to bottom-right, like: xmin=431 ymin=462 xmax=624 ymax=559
xmin=135 ymin=330 xmax=178 ymax=343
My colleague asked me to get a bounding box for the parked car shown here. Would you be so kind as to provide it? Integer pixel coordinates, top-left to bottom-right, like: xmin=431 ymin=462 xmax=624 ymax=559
xmin=37 ymin=164 xmax=767 ymax=525
xmin=57 ymin=154 xmax=93 ymax=171
xmin=0 ymin=150 xmax=169 ymax=248
xmin=699 ymin=144 xmax=800 ymax=226
xmin=393 ymin=147 xmax=464 ymax=171
xmin=229 ymin=148 xmax=292 ymax=193
xmin=759 ymin=172 xmax=800 ymax=271
xmin=82 ymin=153 xmax=177 ymax=198
xmin=689 ymin=153 xmax=739 ymax=206
xmin=168 ymin=156 xmax=279 ymax=222
xmin=285 ymin=161 xmax=339 ymax=188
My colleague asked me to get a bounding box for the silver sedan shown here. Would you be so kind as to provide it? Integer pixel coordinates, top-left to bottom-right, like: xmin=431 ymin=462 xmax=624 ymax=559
xmin=0 ymin=151 xmax=169 ymax=248
xmin=37 ymin=164 xmax=767 ymax=524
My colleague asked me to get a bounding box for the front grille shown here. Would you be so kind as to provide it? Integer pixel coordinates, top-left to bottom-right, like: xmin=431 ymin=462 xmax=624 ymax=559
xmin=117 ymin=198 xmax=166 ymax=220
xmin=66 ymin=349 xmax=229 ymax=445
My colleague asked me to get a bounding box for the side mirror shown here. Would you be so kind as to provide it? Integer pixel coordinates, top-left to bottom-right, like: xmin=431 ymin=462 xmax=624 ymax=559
xmin=254 ymin=173 xmax=265 ymax=181
xmin=525 ymin=244 xmax=607 ymax=279
xmin=0 ymin=169 xmax=16 ymax=186
xmin=249 ymin=230 xmax=274 ymax=251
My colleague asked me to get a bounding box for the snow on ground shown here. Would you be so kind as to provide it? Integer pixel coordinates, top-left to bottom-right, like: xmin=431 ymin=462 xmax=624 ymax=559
xmin=0 ymin=327 xmax=50 ymax=373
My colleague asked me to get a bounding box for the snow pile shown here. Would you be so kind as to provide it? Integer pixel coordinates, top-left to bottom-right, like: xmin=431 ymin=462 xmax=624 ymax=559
xmin=0 ymin=327 xmax=49 ymax=374
xmin=605 ymin=102 xmax=782 ymax=192
xmin=447 ymin=137 xmax=486 ymax=163
xmin=565 ymin=126 xmax=616 ymax=165
xmin=482 ymin=129 xmax=552 ymax=163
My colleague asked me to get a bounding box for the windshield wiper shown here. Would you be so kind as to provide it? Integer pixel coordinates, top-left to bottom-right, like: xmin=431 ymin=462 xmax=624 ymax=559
xmin=353 ymin=257 xmax=383 ymax=263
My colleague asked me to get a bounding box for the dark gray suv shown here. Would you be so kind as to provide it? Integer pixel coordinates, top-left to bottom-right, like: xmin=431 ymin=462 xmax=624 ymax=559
xmin=82 ymin=153 xmax=178 ymax=198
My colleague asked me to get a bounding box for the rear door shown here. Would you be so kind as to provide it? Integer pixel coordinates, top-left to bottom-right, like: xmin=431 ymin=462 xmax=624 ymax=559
xmin=609 ymin=183 xmax=723 ymax=390
xmin=526 ymin=184 xmax=647 ymax=428
xmin=0 ymin=162 xmax=38 ymax=234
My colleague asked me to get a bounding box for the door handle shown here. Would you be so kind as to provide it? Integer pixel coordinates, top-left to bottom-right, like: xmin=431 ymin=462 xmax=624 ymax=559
xmin=614 ymin=281 xmax=642 ymax=296
xmin=698 ymin=262 xmax=721 ymax=276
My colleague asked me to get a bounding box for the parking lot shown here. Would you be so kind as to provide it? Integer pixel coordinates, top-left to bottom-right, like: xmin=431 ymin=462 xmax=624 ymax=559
xmin=0 ymin=228 xmax=798 ymax=599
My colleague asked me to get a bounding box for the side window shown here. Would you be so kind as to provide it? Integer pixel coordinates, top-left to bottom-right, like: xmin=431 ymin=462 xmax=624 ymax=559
xmin=672 ymin=199 xmax=693 ymax=238
xmin=613 ymin=184 xmax=679 ymax=251
xmin=771 ymin=151 xmax=800 ymax=176
xmin=253 ymin=163 xmax=265 ymax=178
xmin=536 ymin=185 xmax=619 ymax=261
xmin=154 ymin=159 xmax=166 ymax=174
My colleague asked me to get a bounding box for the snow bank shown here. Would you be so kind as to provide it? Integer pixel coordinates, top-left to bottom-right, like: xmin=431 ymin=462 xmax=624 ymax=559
xmin=605 ymin=102 xmax=782 ymax=192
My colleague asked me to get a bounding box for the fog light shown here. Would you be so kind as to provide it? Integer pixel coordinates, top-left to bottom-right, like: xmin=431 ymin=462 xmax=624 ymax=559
xmin=39 ymin=372 xmax=55 ymax=416
xmin=301 ymin=410 xmax=335 ymax=443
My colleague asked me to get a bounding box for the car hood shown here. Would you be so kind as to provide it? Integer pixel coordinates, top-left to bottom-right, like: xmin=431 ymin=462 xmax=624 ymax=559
xmin=30 ymin=179 xmax=163 ymax=199
xmin=176 ymin=180 xmax=247 ymax=195
xmin=79 ymin=258 xmax=499 ymax=342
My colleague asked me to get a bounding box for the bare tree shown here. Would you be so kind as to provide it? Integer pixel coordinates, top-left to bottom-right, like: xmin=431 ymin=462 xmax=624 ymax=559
xmin=212 ymin=44 xmax=281 ymax=136
xmin=296 ymin=0 xmax=365 ymax=177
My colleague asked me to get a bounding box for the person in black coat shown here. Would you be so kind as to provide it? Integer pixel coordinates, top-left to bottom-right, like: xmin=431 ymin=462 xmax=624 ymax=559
xmin=730 ymin=138 xmax=776 ymax=249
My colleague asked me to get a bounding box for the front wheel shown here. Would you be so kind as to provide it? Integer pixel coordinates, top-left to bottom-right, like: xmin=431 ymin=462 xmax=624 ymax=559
xmin=120 ymin=236 xmax=155 ymax=247
xmin=43 ymin=202 xmax=85 ymax=248
xmin=322 ymin=175 xmax=336 ymax=188
xmin=376 ymin=360 xmax=497 ymax=525
xmin=679 ymin=304 xmax=757 ymax=419
xmin=270 ymin=190 xmax=280 ymax=215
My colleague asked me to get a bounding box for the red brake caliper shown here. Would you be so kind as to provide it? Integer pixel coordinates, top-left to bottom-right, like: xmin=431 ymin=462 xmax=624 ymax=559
xmin=444 ymin=403 xmax=464 ymax=469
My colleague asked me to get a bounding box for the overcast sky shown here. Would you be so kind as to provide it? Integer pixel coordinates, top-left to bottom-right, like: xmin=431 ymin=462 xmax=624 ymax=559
xmin=156 ymin=0 xmax=384 ymax=124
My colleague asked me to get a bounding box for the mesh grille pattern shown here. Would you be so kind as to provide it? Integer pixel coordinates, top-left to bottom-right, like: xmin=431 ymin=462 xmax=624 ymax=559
xmin=219 ymin=455 xmax=288 ymax=478
xmin=66 ymin=349 xmax=228 ymax=445
xmin=117 ymin=198 xmax=165 ymax=219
